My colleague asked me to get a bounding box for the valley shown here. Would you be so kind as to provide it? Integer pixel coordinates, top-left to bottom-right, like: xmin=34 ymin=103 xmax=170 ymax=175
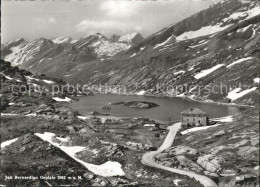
xmin=2 ymin=0 xmax=259 ymax=107
xmin=0 ymin=54 xmax=259 ymax=186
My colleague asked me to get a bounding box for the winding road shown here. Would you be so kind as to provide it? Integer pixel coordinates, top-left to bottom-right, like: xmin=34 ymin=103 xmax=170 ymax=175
xmin=141 ymin=122 xmax=218 ymax=187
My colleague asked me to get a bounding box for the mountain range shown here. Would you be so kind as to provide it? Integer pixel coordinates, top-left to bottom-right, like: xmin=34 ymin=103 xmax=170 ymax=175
xmin=1 ymin=0 xmax=260 ymax=106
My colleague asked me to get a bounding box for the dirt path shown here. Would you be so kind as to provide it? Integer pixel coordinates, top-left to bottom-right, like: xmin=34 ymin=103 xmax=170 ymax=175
xmin=141 ymin=122 xmax=218 ymax=187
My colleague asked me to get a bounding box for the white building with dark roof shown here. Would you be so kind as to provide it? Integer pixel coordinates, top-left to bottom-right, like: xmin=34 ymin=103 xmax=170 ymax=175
xmin=181 ymin=108 xmax=208 ymax=127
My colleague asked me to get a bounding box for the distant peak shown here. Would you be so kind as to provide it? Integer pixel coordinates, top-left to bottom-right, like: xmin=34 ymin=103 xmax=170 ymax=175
xmin=15 ymin=38 xmax=25 ymax=42
xmin=118 ymin=32 xmax=144 ymax=44
xmin=53 ymin=36 xmax=72 ymax=40
xmin=5 ymin=37 xmax=26 ymax=46
xmin=93 ymin=33 xmax=106 ymax=39
xmin=122 ymin=32 xmax=140 ymax=37
xmin=52 ymin=36 xmax=72 ymax=44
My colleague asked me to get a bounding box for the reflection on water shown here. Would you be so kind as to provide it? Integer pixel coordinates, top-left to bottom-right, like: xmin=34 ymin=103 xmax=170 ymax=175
xmin=70 ymin=94 xmax=243 ymax=123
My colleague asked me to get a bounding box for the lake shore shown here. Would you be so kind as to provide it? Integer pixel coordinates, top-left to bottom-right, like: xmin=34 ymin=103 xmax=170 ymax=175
xmin=76 ymin=91 xmax=255 ymax=108
xmin=71 ymin=94 xmax=244 ymax=125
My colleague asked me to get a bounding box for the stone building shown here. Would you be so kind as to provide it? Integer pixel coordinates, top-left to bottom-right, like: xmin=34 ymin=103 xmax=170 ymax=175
xmin=181 ymin=108 xmax=208 ymax=127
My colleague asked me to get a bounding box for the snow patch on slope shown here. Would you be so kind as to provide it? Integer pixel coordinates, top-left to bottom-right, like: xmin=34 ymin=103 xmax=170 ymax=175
xmin=237 ymin=25 xmax=252 ymax=33
xmin=4 ymin=39 xmax=52 ymax=66
xmin=4 ymin=42 xmax=28 ymax=65
xmin=180 ymin=124 xmax=221 ymax=135
xmin=35 ymin=132 xmax=125 ymax=177
xmin=52 ymin=97 xmax=72 ymax=102
xmin=136 ymin=90 xmax=146 ymax=95
xmin=154 ymin=35 xmax=176 ymax=49
xmin=189 ymin=40 xmax=209 ymax=48
xmin=227 ymin=57 xmax=254 ymax=68
xmin=43 ymin=79 xmax=55 ymax=84
xmin=25 ymin=76 xmax=40 ymax=81
xmin=176 ymin=24 xmax=231 ymax=41
xmin=254 ymin=78 xmax=260 ymax=83
xmin=1 ymin=138 xmax=19 ymax=149
xmin=174 ymin=70 xmax=185 ymax=76
xmin=212 ymin=115 xmax=233 ymax=122
xmin=194 ymin=64 xmax=225 ymax=79
xmin=70 ymin=39 xmax=78 ymax=44
xmin=173 ymin=179 xmax=182 ymax=186
xmin=1 ymin=113 xmax=19 ymax=116
xmin=227 ymin=87 xmax=257 ymax=101
xmin=1 ymin=73 xmax=13 ymax=80
xmin=223 ymin=5 xmax=260 ymax=22
xmin=130 ymin=53 xmax=136 ymax=58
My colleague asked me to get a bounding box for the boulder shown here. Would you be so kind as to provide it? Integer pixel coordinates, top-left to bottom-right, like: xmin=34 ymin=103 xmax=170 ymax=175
xmin=19 ymin=146 xmax=26 ymax=153
xmin=58 ymin=110 xmax=75 ymax=121
xmin=236 ymin=174 xmax=257 ymax=183
xmin=166 ymin=145 xmax=198 ymax=155
xmin=53 ymin=115 xmax=60 ymax=120
xmin=177 ymin=155 xmax=203 ymax=172
xmin=237 ymin=146 xmax=259 ymax=157
xmin=125 ymin=141 xmax=152 ymax=151
xmin=161 ymin=161 xmax=173 ymax=167
xmin=22 ymin=134 xmax=32 ymax=145
xmin=212 ymin=130 xmax=225 ymax=137
xmin=93 ymin=177 xmax=109 ymax=186
xmin=36 ymin=106 xmax=54 ymax=114
xmin=39 ymin=104 xmax=48 ymax=109
xmin=83 ymin=172 xmax=95 ymax=180
xmin=197 ymin=154 xmax=225 ymax=173
xmin=233 ymin=139 xmax=250 ymax=148
xmin=79 ymin=128 xmax=93 ymax=134
xmin=109 ymin=178 xmax=129 ymax=186
xmin=30 ymin=92 xmax=41 ymax=98
xmin=154 ymin=153 xmax=168 ymax=161
xmin=204 ymin=171 xmax=219 ymax=177
xmin=218 ymin=176 xmax=236 ymax=187
xmin=220 ymin=169 xmax=237 ymax=176
xmin=250 ymin=136 xmax=259 ymax=146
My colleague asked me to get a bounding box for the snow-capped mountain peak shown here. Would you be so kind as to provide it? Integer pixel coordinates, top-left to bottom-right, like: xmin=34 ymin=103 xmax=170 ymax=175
xmin=1 ymin=31 xmax=144 ymax=66
xmin=118 ymin=32 xmax=144 ymax=44
xmin=2 ymin=38 xmax=55 ymax=66
xmin=118 ymin=32 xmax=138 ymax=42
xmin=52 ymin=37 xmax=72 ymax=44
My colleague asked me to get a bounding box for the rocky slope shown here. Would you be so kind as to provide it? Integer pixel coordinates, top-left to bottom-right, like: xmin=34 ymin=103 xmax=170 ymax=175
xmin=154 ymin=108 xmax=259 ymax=186
xmin=1 ymin=59 xmax=259 ymax=186
xmin=1 ymin=60 xmax=203 ymax=186
xmin=63 ymin=0 xmax=259 ymax=106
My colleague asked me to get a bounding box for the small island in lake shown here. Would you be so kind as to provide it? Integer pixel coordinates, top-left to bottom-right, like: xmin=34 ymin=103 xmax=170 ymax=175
xmin=123 ymin=101 xmax=159 ymax=109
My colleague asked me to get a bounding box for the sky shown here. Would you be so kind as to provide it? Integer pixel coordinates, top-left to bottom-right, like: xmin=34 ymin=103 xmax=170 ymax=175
xmin=2 ymin=0 xmax=219 ymax=43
